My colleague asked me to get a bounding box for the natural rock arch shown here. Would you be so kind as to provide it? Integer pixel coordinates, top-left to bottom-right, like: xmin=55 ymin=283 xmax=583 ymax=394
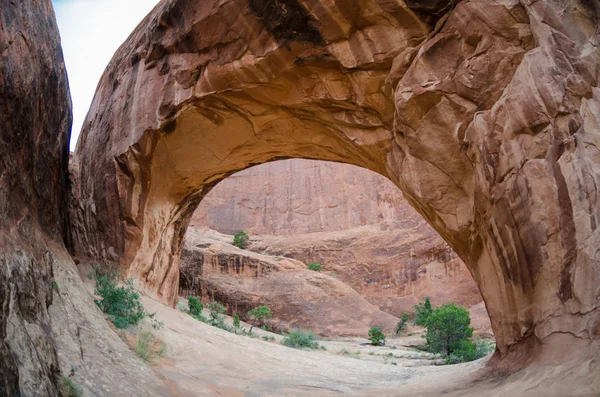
xmin=71 ymin=0 xmax=600 ymax=371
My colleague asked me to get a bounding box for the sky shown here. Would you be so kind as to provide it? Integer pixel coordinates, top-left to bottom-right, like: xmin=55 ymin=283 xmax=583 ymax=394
xmin=52 ymin=0 xmax=160 ymax=151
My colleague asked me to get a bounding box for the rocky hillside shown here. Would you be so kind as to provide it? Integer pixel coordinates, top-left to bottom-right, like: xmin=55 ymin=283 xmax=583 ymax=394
xmin=180 ymin=228 xmax=400 ymax=336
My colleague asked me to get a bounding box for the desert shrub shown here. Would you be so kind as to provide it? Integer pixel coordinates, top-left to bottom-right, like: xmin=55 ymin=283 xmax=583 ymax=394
xmin=396 ymin=313 xmax=410 ymax=335
xmin=247 ymin=305 xmax=271 ymax=333
xmin=233 ymin=313 xmax=241 ymax=328
xmin=340 ymin=347 xmax=361 ymax=358
xmin=59 ymin=376 xmax=83 ymax=397
xmin=425 ymin=303 xmax=473 ymax=357
xmin=368 ymin=326 xmax=386 ymax=345
xmin=413 ymin=297 xmax=433 ymax=326
xmin=188 ymin=296 xmax=204 ymax=316
xmin=474 ymin=337 xmax=496 ymax=359
xmin=207 ymin=301 xmax=230 ymax=328
xmin=136 ymin=331 xmax=155 ymax=363
xmin=91 ymin=266 xmax=146 ymax=329
xmin=262 ymin=335 xmax=275 ymax=341
xmin=233 ymin=231 xmax=249 ymax=249
xmin=307 ymin=262 xmax=322 ymax=271
xmin=283 ymin=329 xmax=319 ymax=349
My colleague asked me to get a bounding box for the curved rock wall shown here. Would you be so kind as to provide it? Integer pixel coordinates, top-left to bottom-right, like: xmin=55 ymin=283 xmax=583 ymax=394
xmin=71 ymin=0 xmax=600 ymax=375
xmin=0 ymin=1 xmax=71 ymax=393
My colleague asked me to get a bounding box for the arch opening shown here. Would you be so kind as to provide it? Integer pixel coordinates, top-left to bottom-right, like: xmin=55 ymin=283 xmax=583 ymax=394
xmin=69 ymin=0 xmax=600 ymax=379
xmin=178 ymin=158 xmax=493 ymax=341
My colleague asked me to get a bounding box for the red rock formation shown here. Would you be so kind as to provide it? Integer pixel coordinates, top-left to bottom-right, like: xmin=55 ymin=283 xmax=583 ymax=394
xmin=190 ymin=159 xmax=486 ymax=327
xmin=181 ymin=228 xmax=399 ymax=336
xmin=192 ymin=159 xmax=410 ymax=235
xmin=71 ymin=0 xmax=600 ymax=381
xmin=0 ymin=1 xmax=71 ymax=393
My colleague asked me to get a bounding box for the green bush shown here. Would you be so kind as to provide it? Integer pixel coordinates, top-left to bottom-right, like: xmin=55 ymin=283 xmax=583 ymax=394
xmin=59 ymin=376 xmax=83 ymax=397
xmin=396 ymin=313 xmax=410 ymax=335
xmin=233 ymin=231 xmax=249 ymax=249
xmin=368 ymin=326 xmax=386 ymax=345
xmin=91 ymin=266 xmax=146 ymax=329
xmin=307 ymin=262 xmax=322 ymax=271
xmin=425 ymin=303 xmax=473 ymax=357
xmin=413 ymin=297 xmax=433 ymax=326
xmin=208 ymin=301 xmax=226 ymax=325
xmin=188 ymin=296 xmax=204 ymax=316
xmin=283 ymin=329 xmax=320 ymax=349
xmin=233 ymin=313 xmax=241 ymax=328
xmin=247 ymin=305 xmax=271 ymax=333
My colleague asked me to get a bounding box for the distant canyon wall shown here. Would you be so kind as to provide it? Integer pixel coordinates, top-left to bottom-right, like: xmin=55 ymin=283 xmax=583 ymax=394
xmin=190 ymin=159 xmax=486 ymax=322
xmin=192 ymin=159 xmax=412 ymax=235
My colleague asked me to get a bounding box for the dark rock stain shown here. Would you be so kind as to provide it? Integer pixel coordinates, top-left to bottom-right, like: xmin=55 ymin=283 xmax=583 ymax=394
xmin=248 ymin=0 xmax=325 ymax=46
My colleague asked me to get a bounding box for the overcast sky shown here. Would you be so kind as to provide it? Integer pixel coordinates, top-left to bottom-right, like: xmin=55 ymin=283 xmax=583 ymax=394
xmin=53 ymin=0 xmax=160 ymax=151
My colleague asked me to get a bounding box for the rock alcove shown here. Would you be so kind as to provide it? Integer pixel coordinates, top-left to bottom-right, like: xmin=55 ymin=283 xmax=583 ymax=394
xmin=69 ymin=0 xmax=600 ymax=372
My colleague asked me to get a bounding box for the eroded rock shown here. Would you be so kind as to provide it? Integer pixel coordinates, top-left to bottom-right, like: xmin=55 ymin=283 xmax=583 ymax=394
xmin=181 ymin=228 xmax=399 ymax=336
xmin=71 ymin=0 xmax=600 ymax=378
xmin=0 ymin=0 xmax=71 ymax=393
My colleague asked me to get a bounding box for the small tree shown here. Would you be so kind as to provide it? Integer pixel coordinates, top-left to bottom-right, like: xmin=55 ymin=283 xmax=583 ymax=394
xmin=414 ymin=297 xmax=433 ymax=326
xmin=307 ymin=262 xmax=322 ymax=271
xmin=247 ymin=305 xmax=271 ymax=334
xmin=208 ymin=301 xmax=226 ymax=326
xmin=425 ymin=303 xmax=473 ymax=356
xmin=233 ymin=231 xmax=249 ymax=249
xmin=233 ymin=313 xmax=241 ymax=328
xmin=368 ymin=326 xmax=386 ymax=345
xmin=396 ymin=313 xmax=410 ymax=335
xmin=188 ymin=296 xmax=204 ymax=316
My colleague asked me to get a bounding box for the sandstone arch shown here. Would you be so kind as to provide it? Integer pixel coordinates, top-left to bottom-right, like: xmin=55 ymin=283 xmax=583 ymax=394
xmin=71 ymin=0 xmax=600 ymax=372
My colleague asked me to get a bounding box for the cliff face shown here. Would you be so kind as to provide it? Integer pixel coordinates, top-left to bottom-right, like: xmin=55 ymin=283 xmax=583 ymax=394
xmin=192 ymin=159 xmax=409 ymax=235
xmin=0 ymin=1 xmax=71 ymax=393
xmin=191 ymin=158 xmax=484 ymax=323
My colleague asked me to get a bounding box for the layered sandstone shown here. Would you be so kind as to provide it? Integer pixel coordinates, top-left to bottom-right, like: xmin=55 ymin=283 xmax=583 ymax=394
xmin=190 ymin=158 xmax=485 ymax=323
xmin=71 ymin=0 xmax=600 ymax=380
xmin=181 ymin=228 xmax=399 ymax=336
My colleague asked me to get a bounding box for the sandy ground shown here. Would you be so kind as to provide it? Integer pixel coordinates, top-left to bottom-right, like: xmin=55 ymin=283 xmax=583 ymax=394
xmin=144 ymin=296 xmax=493 ymax=397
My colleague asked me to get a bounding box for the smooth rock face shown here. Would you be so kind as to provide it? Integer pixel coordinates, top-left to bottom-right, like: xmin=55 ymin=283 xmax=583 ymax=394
xmin=71 ymin=0 xmax=600 ymax=376
xmin=192 ymin=159 xmax=411 ymax=235
xmin=0 ymin=1 xmax=71 ymax=393
xmin=181 ymin=228 xmax=399 ymax=336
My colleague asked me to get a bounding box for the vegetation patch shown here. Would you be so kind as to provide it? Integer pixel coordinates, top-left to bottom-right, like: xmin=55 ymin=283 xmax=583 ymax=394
xmin=307 ymin=262 xmax=322 ymax=271
xmin=135 ymin=330 xmax=167 ymax=364
xmin=59 ymin=376 xmax=83 ymax=397
xmin=368 ymin=326 xmax=386 ymax=346
xmin=91 ymin=266 xmax=162 ymax=330
xmin=413 ymin=297 xmax=433 ymax=326
xmin=233 ymin=231 xmax=249 ymax=249
xmin=283 ymin=329 xmax=320 ymax=349
xmin=247 ymin=305 xmax=271 ymax=334
xmin=396 ymin=313 xmax=410 ymax=335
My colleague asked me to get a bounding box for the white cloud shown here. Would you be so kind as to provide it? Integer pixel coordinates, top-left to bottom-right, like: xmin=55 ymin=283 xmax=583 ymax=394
xmin=53 ymin=0 xmax=160 ymax=151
